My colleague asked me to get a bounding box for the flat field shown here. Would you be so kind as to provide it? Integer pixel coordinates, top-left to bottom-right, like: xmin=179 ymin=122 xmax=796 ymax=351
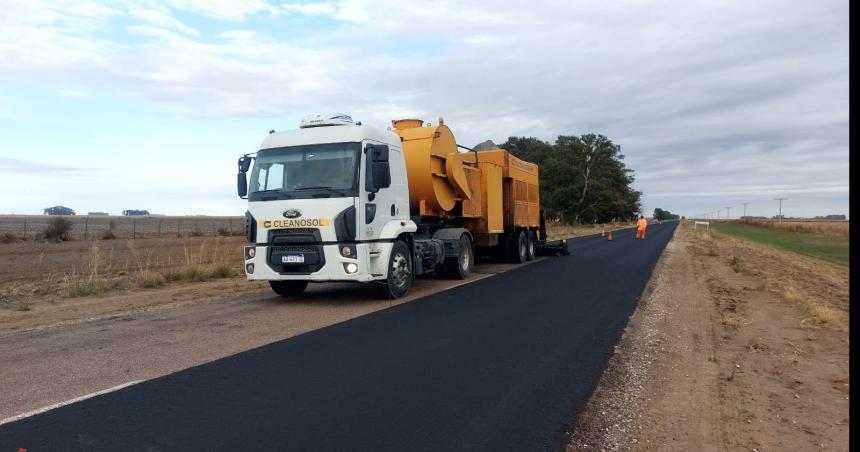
xmin=0 ymin=215 xmax=245 ymax=240
xmin=739 ymin=219 xmax=848 ymax=237
xmin=711 ymin=221 xmax=849 ymax=266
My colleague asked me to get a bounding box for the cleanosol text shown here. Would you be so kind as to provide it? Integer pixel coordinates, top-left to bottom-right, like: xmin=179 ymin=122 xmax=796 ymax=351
xmin=262 ymin=219 xmax=331 ymax=228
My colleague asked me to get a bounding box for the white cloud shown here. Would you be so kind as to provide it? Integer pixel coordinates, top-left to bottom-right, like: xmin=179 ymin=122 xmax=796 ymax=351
xmin=162 ymin=0 xmax=277 ymax=21
xmin=128 ymin=7 xmax=200 ymax=36
xmin=281 ymin=2 xmax=337 ymax=16
xmin=57 ymin=87 xmax=89 ymax=97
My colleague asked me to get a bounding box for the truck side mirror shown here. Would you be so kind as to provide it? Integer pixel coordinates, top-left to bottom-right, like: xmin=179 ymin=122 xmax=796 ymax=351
xmin=365 ymin=145 xmax=391 ymax=193
xmin=237 ymin=172 xmax=248 ymax=198
xmin=238 ymin=156 xmax=252 ymax=173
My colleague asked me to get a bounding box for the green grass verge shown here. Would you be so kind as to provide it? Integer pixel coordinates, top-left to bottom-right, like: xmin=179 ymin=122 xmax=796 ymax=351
xmin=711 ymin=222 xmax=849 ymax=267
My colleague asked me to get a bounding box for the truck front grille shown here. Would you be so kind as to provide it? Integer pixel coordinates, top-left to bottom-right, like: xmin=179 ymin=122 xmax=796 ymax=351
xmin=266 ymin=229 xmax=325 ymax=274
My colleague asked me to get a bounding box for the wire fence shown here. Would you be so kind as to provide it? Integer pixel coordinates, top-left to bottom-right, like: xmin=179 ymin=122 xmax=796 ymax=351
xmin=0 ymin=215 xmax=245 ymax=241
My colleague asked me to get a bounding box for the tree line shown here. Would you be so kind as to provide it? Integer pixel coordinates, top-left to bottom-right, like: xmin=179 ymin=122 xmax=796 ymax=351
xmin=501 ymin=134 xmax=641 ymax=224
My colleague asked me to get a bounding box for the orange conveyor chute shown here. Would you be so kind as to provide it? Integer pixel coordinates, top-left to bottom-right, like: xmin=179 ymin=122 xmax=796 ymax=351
xmin=392 ymin=118 xmax=474 ymax=215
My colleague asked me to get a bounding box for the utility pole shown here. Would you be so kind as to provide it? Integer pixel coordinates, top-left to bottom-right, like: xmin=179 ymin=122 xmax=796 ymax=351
xmin=741 ymin=202 xmax=749 ymax=219
xmin=775 ymin=198 xmax=788 ymax=222
xmin=725 ymin=206 xmax=731 ymax=219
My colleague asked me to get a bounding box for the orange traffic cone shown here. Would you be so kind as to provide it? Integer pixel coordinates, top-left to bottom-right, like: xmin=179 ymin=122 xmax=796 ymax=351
xmin=607 ymin=230 xmax=613 ymax=241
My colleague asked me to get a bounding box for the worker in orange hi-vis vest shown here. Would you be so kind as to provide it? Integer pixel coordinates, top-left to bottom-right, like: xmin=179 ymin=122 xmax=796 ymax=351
xmin=635 ymin=215 xmax=648 ymax=239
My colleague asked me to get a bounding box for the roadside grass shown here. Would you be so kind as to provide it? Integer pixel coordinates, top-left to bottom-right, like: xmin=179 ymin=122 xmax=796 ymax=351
xmin=63 ymin=244 xmax=115 ymax=297
xmin=782 ymin=285 xmax=848 ymax=331
xmin=134 ymin=243 xmax=238 ymax=288
xmin=59 ymin=241 xmax=242 ymax=296
xmin=0 ymin=293 xmax=31 ymax=311
xmin=710 ymin=222 xmax=849 ymax=267
xmin=689 ymin=224 xmax=848 ymax=332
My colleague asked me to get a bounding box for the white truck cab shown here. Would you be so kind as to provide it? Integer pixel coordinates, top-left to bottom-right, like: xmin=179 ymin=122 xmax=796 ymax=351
xmin=237 ymin=114 xmax=417 ymax=297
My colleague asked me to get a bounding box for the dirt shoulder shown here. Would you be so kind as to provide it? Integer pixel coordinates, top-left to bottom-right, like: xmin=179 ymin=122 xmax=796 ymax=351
xmin=569 ymin=221 xmax=849 ymax=451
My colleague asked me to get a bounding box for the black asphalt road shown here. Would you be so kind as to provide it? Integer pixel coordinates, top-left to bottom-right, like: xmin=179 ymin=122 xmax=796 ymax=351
xmin=0 ymin=221 xmax=677 ymax=452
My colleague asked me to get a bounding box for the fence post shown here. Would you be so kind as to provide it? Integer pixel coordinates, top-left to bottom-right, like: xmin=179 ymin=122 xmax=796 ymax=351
xmin=157 ymin=219 xmax=162 ymax=238
xmin=23 ymin=218 xmax=28 ymax=240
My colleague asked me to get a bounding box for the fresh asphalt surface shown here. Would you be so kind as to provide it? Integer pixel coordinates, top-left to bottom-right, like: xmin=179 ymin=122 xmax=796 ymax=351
xmin=1 ymin=221 xmax=677 ymax=451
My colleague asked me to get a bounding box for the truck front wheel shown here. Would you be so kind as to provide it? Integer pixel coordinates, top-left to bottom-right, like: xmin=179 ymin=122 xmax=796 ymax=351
xmin=376 ymin=240 xmax=413 ymax=299
xmin=445 ymin=235 xmax=473 ymax=279
xmin=269 ymin=280 xmax=308 ymax=297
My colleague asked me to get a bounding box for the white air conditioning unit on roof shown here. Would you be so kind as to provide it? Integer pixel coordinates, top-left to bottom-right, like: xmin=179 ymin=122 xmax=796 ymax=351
xmin=299 ymin=113 xmax=354 ymax=128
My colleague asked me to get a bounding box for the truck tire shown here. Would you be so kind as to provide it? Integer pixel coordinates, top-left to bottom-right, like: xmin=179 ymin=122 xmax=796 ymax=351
xmin=444 ymin=235 xmax=473 ymax=279
xmin=376 ymin=240 xmax=413 ymax=299
xmin=509 ymin=230 xmax=528 ymax=263
xmin=526 ymin=231 xmax=536 ymax=261
xmin=269 ymin=280 xmax=308 ymax=297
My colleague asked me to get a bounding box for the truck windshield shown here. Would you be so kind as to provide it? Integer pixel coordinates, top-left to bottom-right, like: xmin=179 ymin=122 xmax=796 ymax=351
xmin=249 ymin=142 xmax=361 ymax=201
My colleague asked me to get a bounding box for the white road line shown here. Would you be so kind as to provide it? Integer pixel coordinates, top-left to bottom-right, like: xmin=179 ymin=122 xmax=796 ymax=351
xmin=0 ymin=380 xmax=141 ymax=426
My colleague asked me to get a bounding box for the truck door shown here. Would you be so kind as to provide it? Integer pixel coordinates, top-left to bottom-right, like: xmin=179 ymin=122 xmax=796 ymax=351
xmin=360 ymin=142 xmax=398 ymax=241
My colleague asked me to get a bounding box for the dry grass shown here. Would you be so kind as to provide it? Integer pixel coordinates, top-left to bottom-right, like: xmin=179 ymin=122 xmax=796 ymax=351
xmin=728 ymin=255 xmax=743 ymax=273
xmin=133 ymin=243 xmax=238 ymax=288
xmin=135 ymin=270 xmax=167 ymax=288
xmin=721 ymin=314 xmax=749 ymax=330
xmin=52 ymin=239 xmax=242 ymax=296
xmin=739 ymin=219 xmax=849 ymax=238
xmin=807 ymin=306 xmax=848 ymax=331
xmin=62 ymin=244 xmax=116 ymax=297
xmin=0 ymin=293 xmax=31 ymax=311
xmin=782 ymin=286 xmax=805 ymax=304
xmin=689 ymin=221 xmax=849 ymax=333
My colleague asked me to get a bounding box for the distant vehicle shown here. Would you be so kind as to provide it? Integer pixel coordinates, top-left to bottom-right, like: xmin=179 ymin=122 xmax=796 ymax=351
xmin=237 ymin=113 xmax=567 ymax=299
xmin=122 ymin=210 xmax=150 ymax=216
xmin=44 ymin=206 xmax=75 ymax=216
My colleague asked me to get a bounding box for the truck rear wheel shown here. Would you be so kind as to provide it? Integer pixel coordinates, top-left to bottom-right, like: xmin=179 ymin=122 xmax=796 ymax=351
xmin=444 ymin=235 xmax=473 ymax=279
xmin=509 ymin=230 xmax=528 ymax=263
xmin=269 ymin=280 xmax=308 ymax=297
xmin=376 ymin=240 xmax=413 ymax=299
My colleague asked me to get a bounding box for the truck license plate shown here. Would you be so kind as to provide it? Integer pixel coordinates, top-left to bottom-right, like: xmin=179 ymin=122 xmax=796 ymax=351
xmin=281 ymin=254 xmax=305 ymax=264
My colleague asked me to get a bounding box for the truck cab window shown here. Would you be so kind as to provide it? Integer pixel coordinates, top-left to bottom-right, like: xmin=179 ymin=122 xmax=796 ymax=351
xmin=248 ymin=142 xmax=360 ymax=200
xmin=256 ymin=163 xmax=285 ymax=191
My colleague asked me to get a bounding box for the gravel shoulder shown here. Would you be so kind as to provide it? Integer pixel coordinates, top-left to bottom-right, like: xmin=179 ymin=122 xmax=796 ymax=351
xmin=569 ymin=222 xmax=849 ymax=451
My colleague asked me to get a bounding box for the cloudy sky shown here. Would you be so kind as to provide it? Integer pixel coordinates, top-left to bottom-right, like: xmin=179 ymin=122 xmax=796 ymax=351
xmin=0 ymin=0 xmax=849 ymax=218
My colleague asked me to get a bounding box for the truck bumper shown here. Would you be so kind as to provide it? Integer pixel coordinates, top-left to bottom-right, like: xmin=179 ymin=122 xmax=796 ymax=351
xmin=243 ymin=243 xmax=391 ymax=282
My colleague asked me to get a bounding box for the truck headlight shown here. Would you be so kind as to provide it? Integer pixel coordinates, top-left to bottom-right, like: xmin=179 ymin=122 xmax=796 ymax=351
xmin=245 ymin=246 xmax=256 ymax=259
xmin=343 ymin=263 xmax=358 ymax=274
xmin=246 ymin=263 xmax=255 ymax=274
